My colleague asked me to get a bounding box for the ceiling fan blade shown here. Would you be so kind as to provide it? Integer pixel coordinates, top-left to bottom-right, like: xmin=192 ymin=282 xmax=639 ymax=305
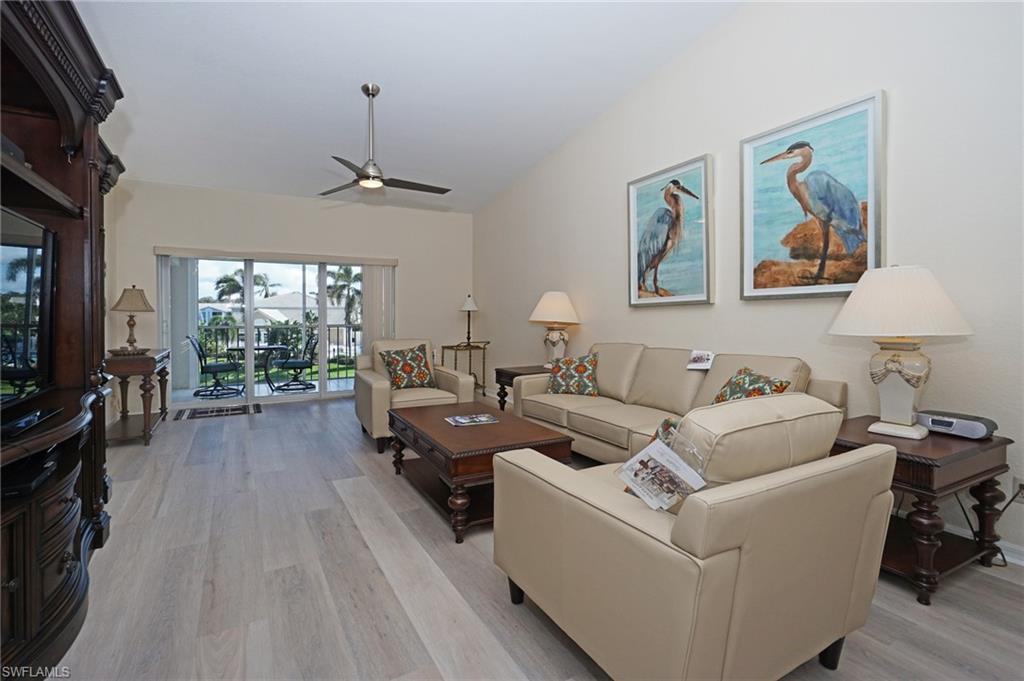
xmin=382 ymin=177 xmax=451 ymax=195
xmin=331 ymin=156 xmax=368 ymax=178
xmin=319 ymin=180 xmax=359 ymax=196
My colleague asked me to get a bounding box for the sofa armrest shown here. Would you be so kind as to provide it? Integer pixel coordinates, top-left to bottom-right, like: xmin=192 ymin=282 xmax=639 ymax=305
xmin=355 ymin=368 xmax=392 ymax=438
xmin=434 ymin=365 xmax=475 ymax=402
xmin=512 ymin=373 xmax=550 ymax=417
xmin=356 ymin=355 xmax=373 ymax=370
xmin=806 ymin=378 xmax=848 ymax=414
xmin=493 ymin=449 xmax=715 ymax=681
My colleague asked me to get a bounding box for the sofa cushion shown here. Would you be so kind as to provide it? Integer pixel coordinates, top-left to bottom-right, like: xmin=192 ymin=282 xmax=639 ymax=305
xmin=674 ymin=393 xmax=842 ymax=486
xmin=389 ymin=387 xmax=457 ymax=408
xmin=568 ymin=403 xmax=676 ymax=449
xmin=693 ymin=354 xmax=810 ymax=407
xmin=589 ymin=343 xmax=645 ymax=402
xmin=521 ymin=393 xmax=619 ymax=427
xmin=371 ymin=338 xmax=433 ymax=377
xmin=711 ymin=367 xmax=791 ymax=404
xmin=379 ymin=343 xmax=437 ymax=390
xmin=625 ymin=347 xmax=704 ymax=415
xmin=547 ymin=353 xmax=599 ymax=396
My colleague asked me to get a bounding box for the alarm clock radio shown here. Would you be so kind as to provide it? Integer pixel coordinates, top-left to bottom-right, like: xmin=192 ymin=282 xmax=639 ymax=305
xmin=916 ymin=410 xmax=997 ymax=439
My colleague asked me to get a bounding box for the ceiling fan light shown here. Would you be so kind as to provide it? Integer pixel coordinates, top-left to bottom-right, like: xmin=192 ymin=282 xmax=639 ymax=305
xmin=358 ymin=178 xmax=383 ymax=189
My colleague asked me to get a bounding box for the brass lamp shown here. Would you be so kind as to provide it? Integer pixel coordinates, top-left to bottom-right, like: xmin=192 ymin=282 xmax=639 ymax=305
xmin=110 ymin=284 xmax=154 ymax=355
xmin=829 ymin=265 xmax=972 ymax=439
xmin=529 ymin=291 xmax=580 ymax=366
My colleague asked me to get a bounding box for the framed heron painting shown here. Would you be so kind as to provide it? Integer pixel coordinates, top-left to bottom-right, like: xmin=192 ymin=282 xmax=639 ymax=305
xmin=628 ymin=154 xmax=714 ymax=306
xmin=741 ymin=92 xmax=884 ymax=300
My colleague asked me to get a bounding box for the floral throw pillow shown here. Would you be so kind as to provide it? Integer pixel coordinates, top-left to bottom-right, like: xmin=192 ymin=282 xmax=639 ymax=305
xmin=379 ymin=344 xmax=436 ymax=390
xmin=712 ymin=367 xmax=790 ymax=404
xmin=546 ymin=353 xmax=599 ymax=396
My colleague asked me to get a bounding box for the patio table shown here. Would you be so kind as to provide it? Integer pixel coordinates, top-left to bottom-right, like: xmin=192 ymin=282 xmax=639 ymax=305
xmin=225 ymin=344 xmax=289 ymax=392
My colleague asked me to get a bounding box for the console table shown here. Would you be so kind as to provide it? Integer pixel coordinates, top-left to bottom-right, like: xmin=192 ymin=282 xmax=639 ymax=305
xmin=440 ymin=341 xmax=489 ymax=396
xmin=105 ymin=349 xmax=170 ymax=446
xmin=832 ymin=416 xmax=1012 ymax=605
xmin=494 ymin=365 xmax=549 ymax=411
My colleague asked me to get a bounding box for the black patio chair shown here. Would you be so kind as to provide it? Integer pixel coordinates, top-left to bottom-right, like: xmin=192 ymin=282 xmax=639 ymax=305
xmin=271 ymin=333 xmax=318 ymax=392
xmin=1 ymin=334 xmax=38 ymax=396
xmin=186 ymin=335 xmax=243 ymax=399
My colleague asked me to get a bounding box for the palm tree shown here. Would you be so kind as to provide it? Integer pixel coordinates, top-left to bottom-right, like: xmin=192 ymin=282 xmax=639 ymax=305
xmin=327 ymin=266 xmax=362 ymax=325
xmin=214 ymin=269 xmax=279 ymax=302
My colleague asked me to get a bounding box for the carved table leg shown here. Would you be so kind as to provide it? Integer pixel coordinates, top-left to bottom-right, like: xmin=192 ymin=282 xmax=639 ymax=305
xmin=497 ymin=384 xmax=508 ymax=411
xmin=907 ymin=496 xmax=943 ymax=605
xmin=140 ymin=373 xmax=155 ymax=446
xmin=157 ymin=367 xmax=169 ymax=420
xmin=970 ymin=478 xmax=1005 ymax=567
xmin=118 ymin=377 xmax=130 ymax=419
xmin=448 ymin=484 xmax=470 ymax=543
xmin=392 ymin=439 xmax=405 ymax=475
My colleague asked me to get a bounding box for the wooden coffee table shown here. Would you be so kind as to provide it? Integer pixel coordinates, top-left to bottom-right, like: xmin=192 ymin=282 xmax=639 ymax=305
xmin=388 ymin=402 xmax=572 ymax=542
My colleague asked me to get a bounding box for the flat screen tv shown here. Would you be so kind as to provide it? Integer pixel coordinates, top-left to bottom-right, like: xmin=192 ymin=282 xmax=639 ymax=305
xmin=1 ymin=207 xmax=55 ymax=406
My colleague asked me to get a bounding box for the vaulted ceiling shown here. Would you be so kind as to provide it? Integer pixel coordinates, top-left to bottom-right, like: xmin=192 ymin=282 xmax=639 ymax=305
xmin=79 ymin=2 xmax=735 ymax=211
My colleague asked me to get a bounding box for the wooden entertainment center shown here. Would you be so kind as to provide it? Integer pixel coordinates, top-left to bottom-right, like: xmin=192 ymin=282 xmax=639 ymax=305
xmin=1 ymin=0 xmax=124 ymax=669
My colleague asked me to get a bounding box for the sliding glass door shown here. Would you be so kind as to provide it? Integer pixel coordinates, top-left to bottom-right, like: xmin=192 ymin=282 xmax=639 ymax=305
xmin=159 ymin=254 xmax=378 ymax=406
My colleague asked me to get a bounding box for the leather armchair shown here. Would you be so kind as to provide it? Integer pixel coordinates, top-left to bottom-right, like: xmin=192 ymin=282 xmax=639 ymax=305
xmin=355 ymin=339 xmax=475 ymax=452
xmin=494 ymin=395 xmax=895 ymax=680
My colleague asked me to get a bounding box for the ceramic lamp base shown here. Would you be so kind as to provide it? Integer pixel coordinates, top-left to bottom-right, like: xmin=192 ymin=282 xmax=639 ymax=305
xmin=543 ymin=327 xmax=569 ymax=364
xmin=868 ymin=420 xmax=929 ymax=440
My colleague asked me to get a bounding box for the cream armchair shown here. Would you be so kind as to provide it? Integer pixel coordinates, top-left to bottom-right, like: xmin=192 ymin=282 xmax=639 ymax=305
xmin=494 ymin=395 xmax=896 ymax=681
xmin=355 ymin=339 xmax=475 ymax=452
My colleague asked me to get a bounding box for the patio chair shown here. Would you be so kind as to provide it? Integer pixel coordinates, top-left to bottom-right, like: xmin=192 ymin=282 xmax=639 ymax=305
xmin=1 ymin=334 xmax=38 ymax=395
xmin=271 ymin=333 xmax=318 ymax=392
xmin=186 ymin=334 xmax=243 ymax=398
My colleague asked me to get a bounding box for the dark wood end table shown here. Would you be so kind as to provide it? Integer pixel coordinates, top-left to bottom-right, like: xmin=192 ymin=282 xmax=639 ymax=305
xmin=105 ymin=348 xmax=170 ymax=446
xmin=388 ymin=402 xmax=572 ymax=542
xmin=494 ymin=365 xmax=549 ymax=411
xmin=832 ymin=415 xmax=1012 ymax=605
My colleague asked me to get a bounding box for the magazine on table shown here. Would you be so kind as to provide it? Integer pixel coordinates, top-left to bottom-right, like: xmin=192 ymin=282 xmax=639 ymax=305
xmin=445 ymin=413 xmax=499 ymax=427
xmin=616 ymin=438 xmax=706 ymax=511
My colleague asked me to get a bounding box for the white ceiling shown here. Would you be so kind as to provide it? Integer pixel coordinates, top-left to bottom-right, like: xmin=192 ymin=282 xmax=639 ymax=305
xmin=78 ymin=2 xmax=735 ymax=212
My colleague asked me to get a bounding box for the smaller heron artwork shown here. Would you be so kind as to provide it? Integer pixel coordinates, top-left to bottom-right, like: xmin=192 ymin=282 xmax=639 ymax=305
xmin=741 ymin=93 xmax=884 ymax=300
xmin=628 ymin=155 xmax=714 ymax=306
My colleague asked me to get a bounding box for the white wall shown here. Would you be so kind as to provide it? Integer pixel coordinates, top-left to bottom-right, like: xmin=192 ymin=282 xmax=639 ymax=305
xmin=106 ymin=178 xmax=473 ymax=412
xmin=473 ymin=3 xmax=1024 ymax=545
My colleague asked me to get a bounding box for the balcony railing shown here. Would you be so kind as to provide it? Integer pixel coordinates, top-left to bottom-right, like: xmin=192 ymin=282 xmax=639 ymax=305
xmin=193 ymin=323 xmax=360 ymax=391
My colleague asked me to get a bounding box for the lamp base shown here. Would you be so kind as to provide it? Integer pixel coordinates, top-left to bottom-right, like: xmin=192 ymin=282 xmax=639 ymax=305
xmin=868 ymin=420 xmax=929 ymax=440
xmin=543 ymin=327 xmax=569 ymax=364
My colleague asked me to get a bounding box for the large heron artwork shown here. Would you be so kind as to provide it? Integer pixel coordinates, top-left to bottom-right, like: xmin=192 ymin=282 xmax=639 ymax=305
xmin=637 ymin=179 xmax=699 ymax=295
xmin=760 ymin=141 xmax=866 ymax=283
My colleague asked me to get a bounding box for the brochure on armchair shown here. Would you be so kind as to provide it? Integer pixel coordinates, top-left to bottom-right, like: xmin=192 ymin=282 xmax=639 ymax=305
xmin=616 ymin=439 xmax=706 ymax=510
xmin=686 ymin=350 xmax=715 ymax=370
xmin=444 ymin=413 xmax=499 ymax=427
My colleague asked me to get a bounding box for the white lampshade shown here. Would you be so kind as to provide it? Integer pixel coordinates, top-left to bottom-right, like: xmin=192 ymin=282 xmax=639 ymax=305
xmin=111 ymin=285 xmax=155 ymax=313
xmin=529 ymin=291 xmax=579 ymax=326
xmin=461 ymin=293 xmax=478 ymax=312
xmin=829 ymin=266 xmax=972 ymax=338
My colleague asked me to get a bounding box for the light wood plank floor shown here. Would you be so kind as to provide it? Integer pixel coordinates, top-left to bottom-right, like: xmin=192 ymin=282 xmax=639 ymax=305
xmin=60 ymin=399 xmax=1024 ymax=680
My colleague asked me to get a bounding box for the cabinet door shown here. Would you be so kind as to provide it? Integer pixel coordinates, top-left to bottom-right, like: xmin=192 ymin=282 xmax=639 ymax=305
xmin=1 ymin=510 xmax=27 ymax=649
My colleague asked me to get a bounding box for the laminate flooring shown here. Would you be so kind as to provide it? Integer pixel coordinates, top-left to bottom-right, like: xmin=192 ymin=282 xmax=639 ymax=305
xmin=59 ymin=399 xmax=1024 ymax=680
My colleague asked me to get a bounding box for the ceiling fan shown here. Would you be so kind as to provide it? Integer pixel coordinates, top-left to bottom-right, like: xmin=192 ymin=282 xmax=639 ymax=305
xmin=319 ymin=83 xmax=451 ymax=197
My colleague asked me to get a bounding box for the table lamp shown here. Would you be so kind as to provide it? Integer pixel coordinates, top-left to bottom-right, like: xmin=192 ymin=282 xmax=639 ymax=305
xmin=829 ymin=265 xmax=972 ymax=439
xmin=529 ymin=291 xmax=579 ymax=366
xmin=461 ymin=293 xmax=478 ymax=344
xmin=110 ymin=284 xmax=155 ymax=355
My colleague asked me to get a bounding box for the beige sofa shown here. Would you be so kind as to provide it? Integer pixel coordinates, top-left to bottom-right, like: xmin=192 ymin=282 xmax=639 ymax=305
xmin=355 ymin=339 xmax=476 ymax=452
xmin=494 ymin=394 xmax=896 ymax=680
xmin=513 ymin=342 xmax=848 ymax=463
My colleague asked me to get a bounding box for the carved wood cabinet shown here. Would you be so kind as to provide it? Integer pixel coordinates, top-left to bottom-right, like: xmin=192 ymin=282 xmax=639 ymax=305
xmin=1 ymin=0 xmax=124 ymax=669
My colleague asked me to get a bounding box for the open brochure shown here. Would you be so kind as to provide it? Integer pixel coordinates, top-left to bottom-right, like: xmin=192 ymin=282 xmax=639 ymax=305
xmin=616 ymin=438 xmax=706 ymax=510
xmin=444 ymin=413 xmax=499 ymax=427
